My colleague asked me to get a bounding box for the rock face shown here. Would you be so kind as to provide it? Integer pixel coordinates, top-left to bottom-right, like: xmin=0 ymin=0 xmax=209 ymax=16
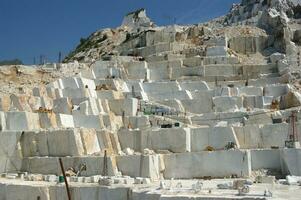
xmin=64 ymin=9 xmax=155 ymax=63
xmin=121 ymin=9 xmax=154 ymax=32
xmin=1 ymin=0 xmax=301 ymax=199
xmin=226 ymin=0 xmax=300 ymax=24
xmin=225 ymin=0 xmax=301 ymax=54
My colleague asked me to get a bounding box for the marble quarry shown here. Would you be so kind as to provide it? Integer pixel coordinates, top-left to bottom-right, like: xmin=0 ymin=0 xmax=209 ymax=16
xmin=1 ymin=0 xmax=301 ymax=199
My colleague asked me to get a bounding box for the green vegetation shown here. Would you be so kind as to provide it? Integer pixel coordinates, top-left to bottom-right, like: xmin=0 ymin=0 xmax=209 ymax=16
xmin=0 ymin=59 xmax=23 ymax=66
xmin=64 ymin=32 xmax=109 ymax=62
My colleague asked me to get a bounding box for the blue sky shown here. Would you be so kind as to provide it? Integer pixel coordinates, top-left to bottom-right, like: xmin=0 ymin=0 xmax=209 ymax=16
xmin=0 ymin=0 xmax=240 ymax=64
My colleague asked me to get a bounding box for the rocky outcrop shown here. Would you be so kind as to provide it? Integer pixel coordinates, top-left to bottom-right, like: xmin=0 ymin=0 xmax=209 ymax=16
xmin=121 ymin=9 xmax=155 ymax=32
xmin=64 ymin=9 xmax=155 ymax=63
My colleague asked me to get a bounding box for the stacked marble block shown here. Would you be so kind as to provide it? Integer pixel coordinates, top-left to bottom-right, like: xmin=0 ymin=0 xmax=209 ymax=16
xmin=1 ymin=33 xmax=301 ymax=182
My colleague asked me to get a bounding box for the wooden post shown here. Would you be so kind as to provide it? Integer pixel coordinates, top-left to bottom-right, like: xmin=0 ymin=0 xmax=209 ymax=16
xmin=59 ymin=158 xmax=72 ymax=200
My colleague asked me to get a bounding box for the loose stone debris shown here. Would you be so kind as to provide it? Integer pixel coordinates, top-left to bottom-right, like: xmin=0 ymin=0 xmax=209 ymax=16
xmin=0 ymin=0 xmax=301 ymax=199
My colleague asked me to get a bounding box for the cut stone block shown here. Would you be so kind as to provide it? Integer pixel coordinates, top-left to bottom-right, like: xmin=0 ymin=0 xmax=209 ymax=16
xmin=0 ymin=131 xmax=22 ymax=173
xmin=251 ymin=149 xmax=281 ymax=170
xmin=39 ymin=113 xmax=58 ymax=129
xmin=6 ymin=185 xmax=49 ymax=200
xmin=142 ymin=128 xmax=191 ymax=153
xmin=56 ymin=114 xmax=74 ymax=128
xmin=21 ymin=128 xmax=100 ymax=157
xmin=118 ymin=128 xmax=191 ymax=153
xmin=281 ymin=148 xmax=301 ymax=176
xmin=204 ymin=65 xmax=239 ymax=76
xmin=116 ymin=154 xmax=160 ymax=180
xmin=228 ymin=35 xmax=268 ymax=54
xmin=142 ymin=81 xmax=180 ymax=93
xmin=79 ymin=128 xmax=101 ymax=155
xmin=233 ymin=125 xmax=262 ymax=149
xmin=264 ymin=84 xmax=289 ymax=97
xmin=118 ymin=129 xmax=141 ymax=151
xmin=73 ymin=114 xmax=104 ymax=129
xmin=53 ymin=98 xmax=73 ymax=114
xmin=191 ymin=127 xmax=239 ymax=151
xmin=109 ymin=98 xmax=138 ymax=116
xmin=75 ymin=77 xmax=96 ymax=89
xmin=6 ymin=112 xmax=40 ymax=131
xmin=178 ymin=81 xmax=209 ymax=91
xmin=206 ymin=46 xmax=227 ymax=57
xmin=22 ymin=156 xmax=118 ymax=176
xmin=213 ymin=96 xmax=243 ymax=112
xmin=163 ymin=150 xmax=251 ymax=179
xmin=238 ymin=86 xmax=263 ymax=96
xmin=46 ymin=129 xmax=85 ymax=156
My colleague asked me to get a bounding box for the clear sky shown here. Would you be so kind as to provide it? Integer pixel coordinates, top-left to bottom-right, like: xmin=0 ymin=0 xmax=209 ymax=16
xmin=0 ymin=0 xmax=240 ymax=64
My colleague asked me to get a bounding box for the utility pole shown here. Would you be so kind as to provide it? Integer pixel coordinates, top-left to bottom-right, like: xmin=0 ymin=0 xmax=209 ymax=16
xmin=39 ymin=55 xmax=46 ymax=65
xmin=163 ymin=15 xmax=177 ymax=24
xmin=43 ymin=55 xmax=46 ymax=64
xmin=39 ymin=55 xmax=43 ymax=65
xmin=58 ymin=51 xmax=62 ymax=63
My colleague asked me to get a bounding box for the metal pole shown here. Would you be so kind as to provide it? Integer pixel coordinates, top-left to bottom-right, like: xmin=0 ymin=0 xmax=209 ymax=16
xmin=59 ymin=158 xmax=72 ymax=200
